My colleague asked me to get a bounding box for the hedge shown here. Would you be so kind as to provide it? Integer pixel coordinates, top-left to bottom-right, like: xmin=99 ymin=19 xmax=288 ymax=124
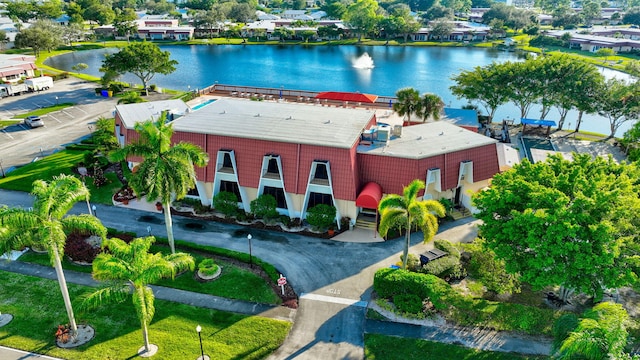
xmin=421 ymin=255 xmax=460 ymax=277
xmin=373 ymin=268 xmax=454 ymax=310
xmin=434 ymin=239 xmax=460 ymax=259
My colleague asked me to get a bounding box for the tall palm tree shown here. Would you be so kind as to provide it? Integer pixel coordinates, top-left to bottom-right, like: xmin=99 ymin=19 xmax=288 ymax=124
xmin=0 ymin=175 xmax=106 ymax=335
xmin=80 ymin=236 xmax=194 ymax=354
xmin=109 ymin=112 xmax=209 ymax=254
xmin=393 ymin=87 xmax=422 ymax=123
xmin=418 ymin=93 xmax=445 ymax=122
xmin=378 ymin=179 xmax=445 ymax=269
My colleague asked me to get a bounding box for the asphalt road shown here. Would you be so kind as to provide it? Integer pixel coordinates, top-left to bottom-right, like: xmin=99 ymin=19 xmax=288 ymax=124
xmin=0 ymin=78 xmax=117 ymax=173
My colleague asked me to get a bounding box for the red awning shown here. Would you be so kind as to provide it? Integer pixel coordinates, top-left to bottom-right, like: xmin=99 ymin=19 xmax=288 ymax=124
xmin=315 ymin=91 xmax=379 ymax=104
xmin=356 ymin=182 xmax=383 ymax=209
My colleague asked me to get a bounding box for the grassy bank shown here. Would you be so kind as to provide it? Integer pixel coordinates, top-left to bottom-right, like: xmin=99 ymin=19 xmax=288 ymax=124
xmin=0 ymin=271 xmax=291 ymax=360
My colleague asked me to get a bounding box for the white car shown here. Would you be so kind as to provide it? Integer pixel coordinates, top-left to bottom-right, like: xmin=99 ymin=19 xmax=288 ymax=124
xmin=24 ymin=116 xmax=44 ymax=128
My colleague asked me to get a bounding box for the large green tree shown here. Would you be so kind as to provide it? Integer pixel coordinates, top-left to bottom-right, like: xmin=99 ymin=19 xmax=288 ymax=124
xmin=101 ymin=42 xmax=178 ymax=95
xmin=450 ymin=62 xmax=511 ymax=122
xmin=80 ymin=236 xmax=194 ymax=354
xmin=345 ymin=0 xmax=380 ymax=42
xmin=595 ymin=78 xmax=640 ymax=140
xmin=14 ymin=19 xmax=63 ymax=57
xmin=0 ymin=175 xmax=106 ymax=335
xmin=473 ymin=154 xmax=640 ymax=300
xmin=378 ymin=179 xmax=445 ymax=270
xmin=109 ymin=113 xmax=209 ymax=254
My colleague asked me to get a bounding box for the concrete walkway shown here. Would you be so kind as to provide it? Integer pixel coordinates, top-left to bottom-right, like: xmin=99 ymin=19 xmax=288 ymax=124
xmin=0 ymin=189 xmax=552 ymax=359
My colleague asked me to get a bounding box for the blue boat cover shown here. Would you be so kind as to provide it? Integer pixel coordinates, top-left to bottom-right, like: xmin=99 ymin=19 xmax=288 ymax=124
xmin=521 ymin=118 xmax=557 ymax=127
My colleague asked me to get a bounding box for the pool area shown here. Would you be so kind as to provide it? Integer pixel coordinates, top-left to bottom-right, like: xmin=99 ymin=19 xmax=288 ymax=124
xmin=191 ymin=99 xmax=216 ymax=111
xmin=520 ymin=137 xmax=556 ymax=162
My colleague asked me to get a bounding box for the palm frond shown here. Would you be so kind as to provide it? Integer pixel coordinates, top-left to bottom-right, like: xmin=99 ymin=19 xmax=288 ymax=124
xmin=61 ymin=215 xmax=107 ymax=239
xmin=77 ymin=284 xmax=130 ymax=312
xmin=378 ymin=208 xmax=407 ymax=237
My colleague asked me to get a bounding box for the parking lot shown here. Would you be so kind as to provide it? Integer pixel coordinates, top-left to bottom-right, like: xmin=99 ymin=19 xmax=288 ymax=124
xmin=0 ymin=78 xmax=119 ymax=172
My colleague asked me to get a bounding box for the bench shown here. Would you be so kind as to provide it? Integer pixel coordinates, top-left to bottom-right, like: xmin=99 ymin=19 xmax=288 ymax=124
xmin=419 ymin=248 xmax=448 ymax=266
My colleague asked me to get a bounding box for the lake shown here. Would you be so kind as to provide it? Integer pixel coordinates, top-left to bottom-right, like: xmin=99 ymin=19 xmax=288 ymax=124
xmin=45 ymin=44 xmax=634 ymax=136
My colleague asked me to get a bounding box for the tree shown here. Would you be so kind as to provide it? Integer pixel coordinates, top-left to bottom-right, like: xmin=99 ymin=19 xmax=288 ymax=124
xmin=429 ymin=19 xmax=454 ymax=41
xmin=596 ymin=78 xmax=640 ymax=140
xmin=0 ymin=30 xmax=8 ymax=51
xmin=623 ymin=7 xmax=640 ymax=25
xmin=554 ymin=302 xmax=631 ymax=359
xmin=378 ymin=179 xmax=445 ymax=270
xmin=322 ymin=1 xmax=348 ymax=19
xmin=596 ymin=48 xmax=615 ymax=64
xmin=80 ymin=236 xmax=194 ymax=353
xmin=36 ymin=0 xmax=64 ymax=20
xmin=101 ymin=42 xmax=178 ymax=96
xmin=450 ymin=62 xmax=511 ymax=122
xmin=418 ymin=93 xmax=444 ymax=121
xmin=193 ymin=10 xmax=223 ymax=39
xmin=118 ymin=91 xmax=146 ymax=104
xmin=0 ymin=175 xmax=107 ymax=335
xmin=317 ymin=24 xmax=343 ymax=42
xmin=109 ymin=113 xmax=209 ymax=254
xmin=345 ymin=0 xmax=380 ymax=42
xmin=440 ymin=0 xmax=472 ymax=13
xmin=273 ymin=27 xmax=294 ymax=42
xmin=393 ymin=87 xmax=421 ymax=123
xmin=581 ymin=0 xmax=602 ymax=25
xmin=14 ymin=19 xmax=63 ymax=57
xmin=473 ymin=154 xmax=640 ymax=300
xmin=422 ymin=5 xmax=454 ymax=22
xmin=5 ymin=1 xmax=37 ymax=22
xmin=83 ymin=3 xmax=115 ymax=27
xmin=229 ymin=3 xmax=256 ymax=23
xmin=113 ymin=8 xmax=138 ymax=41
xmin=502 ymin=60 xmax=543 ymax=119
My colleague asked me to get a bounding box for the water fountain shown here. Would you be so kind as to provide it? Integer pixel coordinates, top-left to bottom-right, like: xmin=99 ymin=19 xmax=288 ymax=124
xmin=352 ymin=52 xmax=374 ymax=69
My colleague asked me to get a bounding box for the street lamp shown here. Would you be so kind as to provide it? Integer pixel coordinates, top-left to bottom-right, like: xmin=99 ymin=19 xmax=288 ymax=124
xmin=247 ymin=234 xmax=253 ymax=268
xmin=196 ymin=325 xmax=209 ymax=360
xmin=92 ymin=205 xmax=97 ymax=218
xmin=55 ymin=96 xmax=59 ymax=105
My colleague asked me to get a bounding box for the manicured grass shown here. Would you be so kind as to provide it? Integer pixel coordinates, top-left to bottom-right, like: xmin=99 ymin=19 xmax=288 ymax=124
xmin=0 ymin=271 xmax=291 ymax=360
xmin=0 ymin=120 xmax=20 ymax=127
xmin=364 ymin=334 xmax=547 ymax=359
xmin=18 ymin=243 xmax=281 ymax=304
xmin=0 ymin=150 xmax=87 ymax=192
xmin=13 ymin=103 xmax=75 ymax=119
xmin=0 ymin=149 xmax=124 ymax=205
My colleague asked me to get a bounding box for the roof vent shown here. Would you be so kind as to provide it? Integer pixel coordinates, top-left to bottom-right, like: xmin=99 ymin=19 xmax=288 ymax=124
xmin=256 ymin=113 xmax=261 ymax=117
xmin=287 ymin=115 xmax=292 ymax=119
xmin=222 ymin=110 xmax=226 ymax=114
xmin=439 ymin=132 xmax=444 ymax=136
xmin=325 ymin=120 xmax=331 ymax=124
xmin=417 ymin=136 xmax=422 ymax=140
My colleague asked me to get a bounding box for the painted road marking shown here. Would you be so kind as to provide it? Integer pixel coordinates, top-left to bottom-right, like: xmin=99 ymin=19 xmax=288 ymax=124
xmin=300 ymin=293 xmax=368 ymax=308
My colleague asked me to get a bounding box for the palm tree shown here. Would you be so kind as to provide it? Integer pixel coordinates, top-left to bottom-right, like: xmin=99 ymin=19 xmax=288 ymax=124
xmin=418 ymin=93 xmax=445 ymax=122
xmin=117 ymin=91 xmax=146 ymax=104
xmin=80 ymin=236 xmax=194 ymax=354
xmin=378 ymin=179 xmax=445 ymax=269
xmin=0 ymin=175 xmax=106 ymax=335
xmin=393 ymin=87 xmax=422 ymax=123
xmin=109 ymin=112 xmax=209 ymax=254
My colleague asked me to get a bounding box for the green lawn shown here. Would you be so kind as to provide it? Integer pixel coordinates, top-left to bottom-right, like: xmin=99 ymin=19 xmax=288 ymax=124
xmin=12 ymin=103 xmax=75 ymax=119
xmin=18 ymin=243 xmax=280 ymax=304
xmin=0 ymin=149 xmax=124 ymax=205
xmin=364 ymin=334 xmax=548 ymax=359
xmin=0 ymin=150 xmax=86 ymax=192
xmin=0 ymin=271 xmax=291 ymax=360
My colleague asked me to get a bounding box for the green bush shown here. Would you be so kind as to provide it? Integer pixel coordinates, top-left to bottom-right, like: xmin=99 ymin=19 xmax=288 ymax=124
xmin=198 ymin=258 xmax=219 ymax=276
xmin=421 ymin=255 xmax=462 ymax=278
xmin=213 ymin=191 xmax=239 ymax=217
xmin=463 ymin=239 xmax=520 ymax=295
xmin=393 ymin=294 xmax=423 ymax=314
xmin=305 ymin=204 xmax=336 ymax=231
xmin=434 ymin=239 xmax=460 ymax=259
xmin=250 ymin=194 xmax=279 ymax=221
xmin=373 ymin=268 xmax=454 ymax=310
xmin=400 ymin=253 xmax=421 ymax=272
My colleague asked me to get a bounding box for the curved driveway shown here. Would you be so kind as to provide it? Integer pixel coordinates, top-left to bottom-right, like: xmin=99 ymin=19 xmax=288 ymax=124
xmin=0 ymin=190 xmax=486 ymax=359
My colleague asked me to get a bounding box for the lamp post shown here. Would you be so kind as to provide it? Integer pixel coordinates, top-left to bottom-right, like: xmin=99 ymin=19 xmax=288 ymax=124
xmin=247 ymin=234 xmax=253 ymax=268
xmin=55 ymin=96 xmax=59 ymax=105
xmin=92 ymin=205 xmax=97 ymax=219
xmin=196 ymin=325 xmax=209 ymax=360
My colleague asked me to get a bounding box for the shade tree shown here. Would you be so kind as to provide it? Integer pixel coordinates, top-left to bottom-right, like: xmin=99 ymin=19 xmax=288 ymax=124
xmin=450 ymin=62 xmax=511 ymax=122
xmin=473 ymin=153 xmax=640 ymax=300
xmin=595 ymin=78 xmax=640 ymax=140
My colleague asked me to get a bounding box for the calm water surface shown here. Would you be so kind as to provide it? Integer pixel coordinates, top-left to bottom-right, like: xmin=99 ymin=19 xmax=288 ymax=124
xmin=46 ymin=45 xmax=634 ymax=136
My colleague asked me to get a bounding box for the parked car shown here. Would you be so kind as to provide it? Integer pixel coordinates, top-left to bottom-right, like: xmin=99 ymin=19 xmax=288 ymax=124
xmin=24 ymin=116 xmax=44 ymax=128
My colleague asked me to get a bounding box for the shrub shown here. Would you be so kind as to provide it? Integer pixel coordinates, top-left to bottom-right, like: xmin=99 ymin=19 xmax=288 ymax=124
xmin=421 ymin=255 xmax=461 ymax=278
xmin=434 ymin=239 xmax=460 ymax=259
xmin=463 ymin=239 xmax=520 ymax=295
xmin=393 ymin=294 xmax=423 ymax=314
xmin=373 ymin=268 xmax=455 ymax=310
xmin=198 ymin=258 xmax=219 ymax=276
xmin=250 ymin=194 xmax=279 ymax=221
xmin=213 ymin=191 xmax=239 ymax=217
xmin=64 ymin=232 xmax=101 ymax=263
xmin=400 ymin=253 xmax=421 ymax=272
xmin=305 ymin=204 xmax=336 ymax=231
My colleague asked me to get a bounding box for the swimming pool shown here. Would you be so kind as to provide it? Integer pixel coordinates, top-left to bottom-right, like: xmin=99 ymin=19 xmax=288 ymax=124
xmin=521 ymin=137 xmax=556 ymax=162
xmin=192 ymin=99 xmax=216 ymax=111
